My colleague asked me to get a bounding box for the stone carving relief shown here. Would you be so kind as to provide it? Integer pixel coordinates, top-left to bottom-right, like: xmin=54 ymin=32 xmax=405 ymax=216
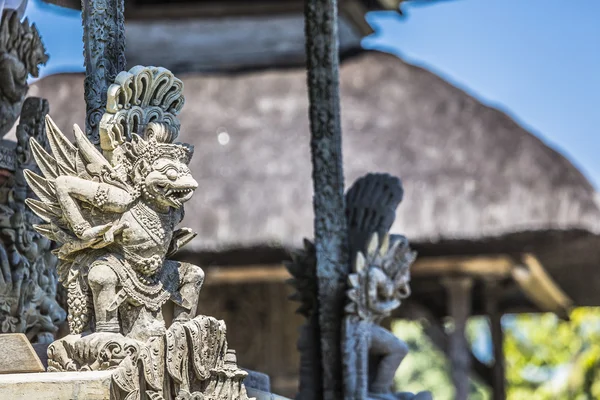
xmin=25 ymin=66 xmax=253 ymax=399
xmin=0 ymin=9 xmax=48 ymax=137
xmin=81 ymin=0 xmax=127 ymax=145
xmin=288 ymin=174 xmax=432 ymax=400
xmin=0 ymin=97 xmax=66 ymax=343
xmin=0 ymin=6 xmax=64 ymax=343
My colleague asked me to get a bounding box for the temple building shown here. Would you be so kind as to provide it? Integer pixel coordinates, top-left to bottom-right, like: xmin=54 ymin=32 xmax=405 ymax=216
xmin=31 ymin=0 xmax=600 ymax=398
xmin=29 ymin=49 xmax=600 ymax=396
xmin=42 ymin=0 xmax=401 ymax=71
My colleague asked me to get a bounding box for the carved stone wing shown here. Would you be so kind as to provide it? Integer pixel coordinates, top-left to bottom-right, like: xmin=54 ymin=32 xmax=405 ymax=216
xmin=23 ymin=115 xmax=126 ymax=247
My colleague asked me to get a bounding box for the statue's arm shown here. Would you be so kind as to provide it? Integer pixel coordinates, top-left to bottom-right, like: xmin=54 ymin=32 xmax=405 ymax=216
xmin=55 ymin=175 xmax=133 ymax=239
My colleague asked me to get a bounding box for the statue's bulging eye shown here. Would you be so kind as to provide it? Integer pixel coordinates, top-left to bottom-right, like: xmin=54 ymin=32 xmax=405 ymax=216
xmin=166 ymin=169 xmax=178 ymax=181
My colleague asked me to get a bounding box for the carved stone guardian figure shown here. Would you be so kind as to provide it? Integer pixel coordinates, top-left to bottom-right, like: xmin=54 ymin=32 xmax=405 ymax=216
xmin=288 ymin=173 xmax=432 ymax=400
xmin=25 ymin=66 xmax=253 ymax=400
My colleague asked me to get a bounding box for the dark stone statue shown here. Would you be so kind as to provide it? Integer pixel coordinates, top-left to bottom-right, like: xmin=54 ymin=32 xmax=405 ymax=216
xmin=288 ymin=173 xmax=432 ymax=400
xmin=0 ymin=10 xmax=48 ymax=137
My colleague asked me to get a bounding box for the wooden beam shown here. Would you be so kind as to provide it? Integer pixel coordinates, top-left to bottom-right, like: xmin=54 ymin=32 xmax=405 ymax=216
xmin=201 ymin=254 xmax=516 ymax=285
xmin=511 ymin=254 xmax=573 ymax=318
xmin=442 ymin=277 xmax=473 ymax=400
xmin=484 ymin=280 xmax=506 ymax=400
xmin=411 ymin=255 xmax=514 ymax=277
xmin=125 ymin=2 xmax=305 ymax=20
xmin=204 ymin=265 xmax=291 ymax=285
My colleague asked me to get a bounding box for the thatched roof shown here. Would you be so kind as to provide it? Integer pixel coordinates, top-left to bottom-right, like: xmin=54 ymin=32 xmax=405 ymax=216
xmin=26 ymin=50 xmax=600 ymax=307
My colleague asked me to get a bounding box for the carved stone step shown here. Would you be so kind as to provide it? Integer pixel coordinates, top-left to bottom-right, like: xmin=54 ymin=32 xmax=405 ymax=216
xmin=0 ymin=370 xmax=113 ymax=399
xmin=0 ymin=370 xmax=290 ymax=400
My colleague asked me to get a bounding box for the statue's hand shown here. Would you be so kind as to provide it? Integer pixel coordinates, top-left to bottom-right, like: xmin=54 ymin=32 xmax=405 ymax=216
xmin=102 ymin=222 xmax=129 ymax=243
xmin=78 ymin=223 xmax=113 ymax=241
xmin=79 ymin=221 xmax=128 ymax=243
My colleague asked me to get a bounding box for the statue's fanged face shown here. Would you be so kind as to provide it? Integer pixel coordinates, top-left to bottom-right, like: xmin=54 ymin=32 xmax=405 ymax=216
xmin=29 ymin=45 xmax=49 ymax=77
xmin=144 ymin=157 xmax=198 ymax=209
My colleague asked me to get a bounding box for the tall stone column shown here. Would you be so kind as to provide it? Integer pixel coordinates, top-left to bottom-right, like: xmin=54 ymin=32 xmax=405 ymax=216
xmin=304 ymin=0 xmax=348 ymax=398
xmin=81 ymin=0 xmax=126 ymax=145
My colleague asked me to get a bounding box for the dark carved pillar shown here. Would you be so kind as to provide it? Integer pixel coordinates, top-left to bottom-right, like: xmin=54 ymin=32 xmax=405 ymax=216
xmin=304 ymin=0 xmax=348 ymax=399
xmin=81 ymin=0 xmax=126 ymax=145
xmin=442 ymin=277 xmax=473 ymax=400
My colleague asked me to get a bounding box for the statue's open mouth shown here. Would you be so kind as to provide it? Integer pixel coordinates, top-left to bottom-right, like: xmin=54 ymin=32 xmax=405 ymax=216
xmin=166 ymin=187 xmax=194 ymax=202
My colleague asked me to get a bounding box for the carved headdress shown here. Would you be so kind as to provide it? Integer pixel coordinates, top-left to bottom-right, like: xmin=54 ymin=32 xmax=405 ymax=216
xmin=345 ymin=173 xmax=404 ymax=260
xmin=344 ymin=173 xmax=415 ymax=321
xmin=99 ymin=66 xmax=185 ymax=155
xmin=99 ymin=66 xmax=193 ymax=186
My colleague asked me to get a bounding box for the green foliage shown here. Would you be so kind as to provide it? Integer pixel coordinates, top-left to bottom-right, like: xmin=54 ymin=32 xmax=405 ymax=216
xmin=505 ymin=308 xmax=600 ymax=400
xmin=392 ymin=307 xmax=600 ymax=400
xmin=392 ymin=319 xmax=490 ymax=400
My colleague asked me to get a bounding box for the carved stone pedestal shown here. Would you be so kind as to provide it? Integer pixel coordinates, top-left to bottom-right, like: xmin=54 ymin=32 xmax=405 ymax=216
xmin=44 ymin=314 xmax=252 ymax=400
xmin=0 ymin=370 xmax=292 ymax=400
xmin=0 ymin=370 xmax=114 ymax=400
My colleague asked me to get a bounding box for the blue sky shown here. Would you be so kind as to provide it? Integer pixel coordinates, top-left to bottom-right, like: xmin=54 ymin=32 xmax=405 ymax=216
xmin=24 ymin=0 xmax=600 ymax=188
xmin=363 ymin=0 xmax=600 ymax=188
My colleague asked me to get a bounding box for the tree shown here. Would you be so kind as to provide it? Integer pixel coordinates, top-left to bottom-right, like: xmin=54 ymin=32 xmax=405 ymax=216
xmin=392 ymin=307 xmax=600 ymax=399
xmin=392 ymin=319 xmax=490 ymax=400
xmin=504 ymin=308 xmax=600 ymax=400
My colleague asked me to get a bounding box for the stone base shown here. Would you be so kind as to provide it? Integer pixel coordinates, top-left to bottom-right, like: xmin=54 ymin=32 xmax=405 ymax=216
xmin=0 ymin=370 xmax=291 ymax=400
xmin=0 ymin=370 xmax=113 ymax=400
xmin=0 ymin=334 xmax=45 ymax=374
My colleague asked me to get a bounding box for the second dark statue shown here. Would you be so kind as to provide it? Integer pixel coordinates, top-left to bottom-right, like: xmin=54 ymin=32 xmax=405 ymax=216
xmin=288 ymin=173 xmax=432 ymax=400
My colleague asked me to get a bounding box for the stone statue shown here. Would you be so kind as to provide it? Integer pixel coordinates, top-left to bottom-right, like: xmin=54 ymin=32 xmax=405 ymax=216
xmin=0 ymin=9 xmax=48 ymax=136
xmin=345 ymin=232 xmax=425 ymax=400
xmin=0 ymin=97 xmax=66 ymax=343
xmin=288 ymin=173 xmax=431 ymax=400
xmin=0 ymin=4 xmax=64 ymax=343
xmin=25 ymin=66 xmax=253 ymax=400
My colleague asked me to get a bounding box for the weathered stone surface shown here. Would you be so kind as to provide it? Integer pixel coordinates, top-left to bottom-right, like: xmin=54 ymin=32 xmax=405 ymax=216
xmin=0 ymin=97 xmax=67 ymax=344
xmin=288 ymin=174 xmax=432 ymax=399
xmin=340 ymin=174 xmax=431 ymax=399
xmin=25 ymin=66 xmax=253 ymax=399
xmin=0 ymin=12 xmax=65 ymax=344
xmin=0 ymin=333 xmax=44 ymax=373
xmin=0 ymin=370 xmax=113 ymax=399
xmin=0 ymin=9 xmax=48 ymax=137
